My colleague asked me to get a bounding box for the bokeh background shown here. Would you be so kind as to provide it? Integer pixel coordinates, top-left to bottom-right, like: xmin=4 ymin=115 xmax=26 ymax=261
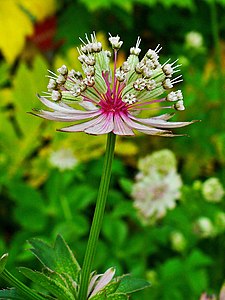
xmin=0 ymin=0 xmax=225 ymax=299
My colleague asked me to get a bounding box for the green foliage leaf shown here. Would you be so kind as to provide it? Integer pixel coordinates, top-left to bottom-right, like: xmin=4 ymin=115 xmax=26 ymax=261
xmin=19 ymin=267 xmax=74 ymax=300
xmin=118 ymin=178 xmax=133 ymax=195
xmin=102 ymin=215 xmax=127 ymax=246
xmin=0 ymin=288 xmax=24 ymax=300
xmin=116 ymin=275 xmax=150 ymax=294
xmin=29 ymin=235 xmax=81 ymax=282
xmin=107 ymin=293 xmax=128 ymax=300
xmin=8 ymin=182 xmax=47 ymax=231
xmin=0 ymin=254 xmax=8 ymax=273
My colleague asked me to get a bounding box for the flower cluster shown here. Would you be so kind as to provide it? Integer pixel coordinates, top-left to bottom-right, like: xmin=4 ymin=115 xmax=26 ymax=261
xmin=132 ymin=149 xmax=182 ymax=223
xmin=33 ymin=32 xmax=195 ymax=136
xmin=202 ymin=177 xmax=224 ymax=203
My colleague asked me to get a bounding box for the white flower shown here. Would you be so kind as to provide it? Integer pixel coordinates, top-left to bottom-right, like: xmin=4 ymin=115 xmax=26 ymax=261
xmin=132 ymin=170 xmax=182 ymax=223
xmin=202 ymin=177 xmax=224 ymax=202
xmin=88 ymin=267 xmax=115 ymax=299
xmin=49 ymin=148 xmax=78 ymax=171
xmin=185 ymin=31 xmax=203 ymax=49
xmin=194 ymin=217 xmax=214 ymax=238
xmin=138 ymin=149 xmax=177 ymax=176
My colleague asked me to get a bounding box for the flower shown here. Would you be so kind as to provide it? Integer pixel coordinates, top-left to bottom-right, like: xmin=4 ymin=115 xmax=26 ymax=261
xmin=132 ymin=150 xmax=182 ymax=223
xmin=185 ymin=31 xmax=204 ymax=49
xmin=32 ymin=32 xmax=195 ymax=136
xmin=194 ymin=217 xmax=214 ymax=238
xmin=88 ymin=267 xmax=115 ymax=299
xmin=49 ymin=148 xmax=78 ymax=171
xmin=202 ymin=177 xmax=225 ymax=203
xmin=132 ymin=169 xmax=182 ymax=223
xmin=138 ymin=149 xmax=177 ymax=176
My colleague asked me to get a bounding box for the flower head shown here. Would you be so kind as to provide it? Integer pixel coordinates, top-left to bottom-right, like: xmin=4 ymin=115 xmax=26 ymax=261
xmin=33 ymin=32 xmax=195 ymax=136
xmin=132 ymin=170 xmax=182 ymax=223
xmin=202 ymin=177 xmax=224 ymax=203
xmin=49 ymin=148 xmax=78 ymax=171
xmin=132 ymin=150 xmax=182 ymax=223
xmin=185 ymin=31 xmax=204 ymax=49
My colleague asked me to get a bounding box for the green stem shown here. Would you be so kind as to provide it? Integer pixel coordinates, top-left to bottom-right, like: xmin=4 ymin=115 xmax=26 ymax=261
xmin=210 ymin=1 xmax=222 ymax=78
xmin=78 ymin=132 xmax=116 ymax=300
xmin=0 ymin=269 xmax=44 ymax=300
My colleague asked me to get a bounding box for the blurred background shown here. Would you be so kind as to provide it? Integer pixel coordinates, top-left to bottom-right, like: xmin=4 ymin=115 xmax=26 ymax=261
xmin=0 ymin=0 xmax=225 ymax=299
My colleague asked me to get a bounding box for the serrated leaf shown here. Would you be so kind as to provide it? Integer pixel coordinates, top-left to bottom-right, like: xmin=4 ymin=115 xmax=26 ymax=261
xmin=19 ymin=268 xmax=74 ymax=300
xmin=43 ymin=269 xmax=78 ymax=298
xmin=53 ymin=235 xmax=81 ymax=281
xmin=29 ymin=238 xmax=56 ymax=271
xmin=29 ymin=235 xmax=80 ymax=282
xmin=116 ymin=275 xmax=150 ymax=294
xmin=0 ymin=254 xmax=8 ymax=273
xmin=0 ymin=288 xmax=24 ymax=300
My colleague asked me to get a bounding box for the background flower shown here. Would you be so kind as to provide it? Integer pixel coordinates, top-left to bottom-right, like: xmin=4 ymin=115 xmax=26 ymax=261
xmin=132 ymin=149 xmax=182 ymax=223
xmin=202 ymin=177 xmax=225 ymax=203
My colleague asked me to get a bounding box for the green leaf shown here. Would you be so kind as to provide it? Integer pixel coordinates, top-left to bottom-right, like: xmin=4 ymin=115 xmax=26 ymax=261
xmin=53 ymin=235 xmax=81 ymax=281
xmin=107 ymin=293 xmax=128 ymax=300
xmin=118 ymin=178 xmax=133 ymax=195
xmin=0 ymin=254 xmax=8 ymax=273
xmin=116 ymin=275 xmax=150 ymax=294
xmin=9 ymin=183 xmax=47 ymax=231
xmin=29 ymin=235 xmax=81 ymax=282
xmin=0 ymin=288 xmax=24 ymax=300
xmin=90 ymin=282 xmax=121 ymax=299
xmin=19 ymin=268 xmax=74 ymax=300
xmin=104 ymin=282 xmax=120 ymax=295
xmin=102 ymin=216 xmax=127 ymax=246
xmin=29 ymin=238 xmax=56 ymax=271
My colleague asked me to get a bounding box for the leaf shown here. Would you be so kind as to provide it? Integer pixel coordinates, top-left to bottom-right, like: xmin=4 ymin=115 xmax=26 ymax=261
xmin=0 ymin=254 xmax=8 ymax=273
xmin=0 ymin=288 xmax=24 ymax=300
xmin=9 ymin=182 xmax=47 ymax=231
xmin=0 ymin=0 xmax=33 ymax=63
xmin=18 ymin=0 xmax=56 ymax=22
xmin=102 ymin=215 xmax=127 ymax=246
xmin=29 ymin=235 xmax=81 ymax=282
xmin=19 ymin=268 xmax=74 ymax=300
xmin=116 ymin=275 xmax=150 ymax=294
xmin=118 ymin=178 xmax=133 ymax=195
xmin=107 ymin=293 xmax=128 ymax=300
xmin=0 ymin=0 xmax=57 ymax=63
xmin=53 ymin=235 xmax=81 ymax=282
xmin=29 ymin=238 xmax=57 ymax=271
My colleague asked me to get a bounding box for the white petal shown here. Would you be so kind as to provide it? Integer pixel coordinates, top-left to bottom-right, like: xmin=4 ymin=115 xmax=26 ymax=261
xmin=89 ymin=267 xmax=116 ymax=298
xmin=59 ymin=114 xmax=106 ymax=132
xmin=85 ymin=112 xmax=114 ymax=135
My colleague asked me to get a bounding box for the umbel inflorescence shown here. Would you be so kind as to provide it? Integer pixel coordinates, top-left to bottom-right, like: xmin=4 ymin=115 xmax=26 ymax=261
xmin=33 ymin=32 xmax=195 ymax=136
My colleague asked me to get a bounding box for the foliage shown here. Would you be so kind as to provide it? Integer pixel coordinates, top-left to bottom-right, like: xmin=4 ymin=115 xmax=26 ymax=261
xmin=0 ymin=236 xmax=150 ymax=299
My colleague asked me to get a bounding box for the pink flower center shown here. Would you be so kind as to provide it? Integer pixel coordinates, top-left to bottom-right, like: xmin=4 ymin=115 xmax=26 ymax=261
xmin=99 ymin=71 xmax=128 ymax=115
